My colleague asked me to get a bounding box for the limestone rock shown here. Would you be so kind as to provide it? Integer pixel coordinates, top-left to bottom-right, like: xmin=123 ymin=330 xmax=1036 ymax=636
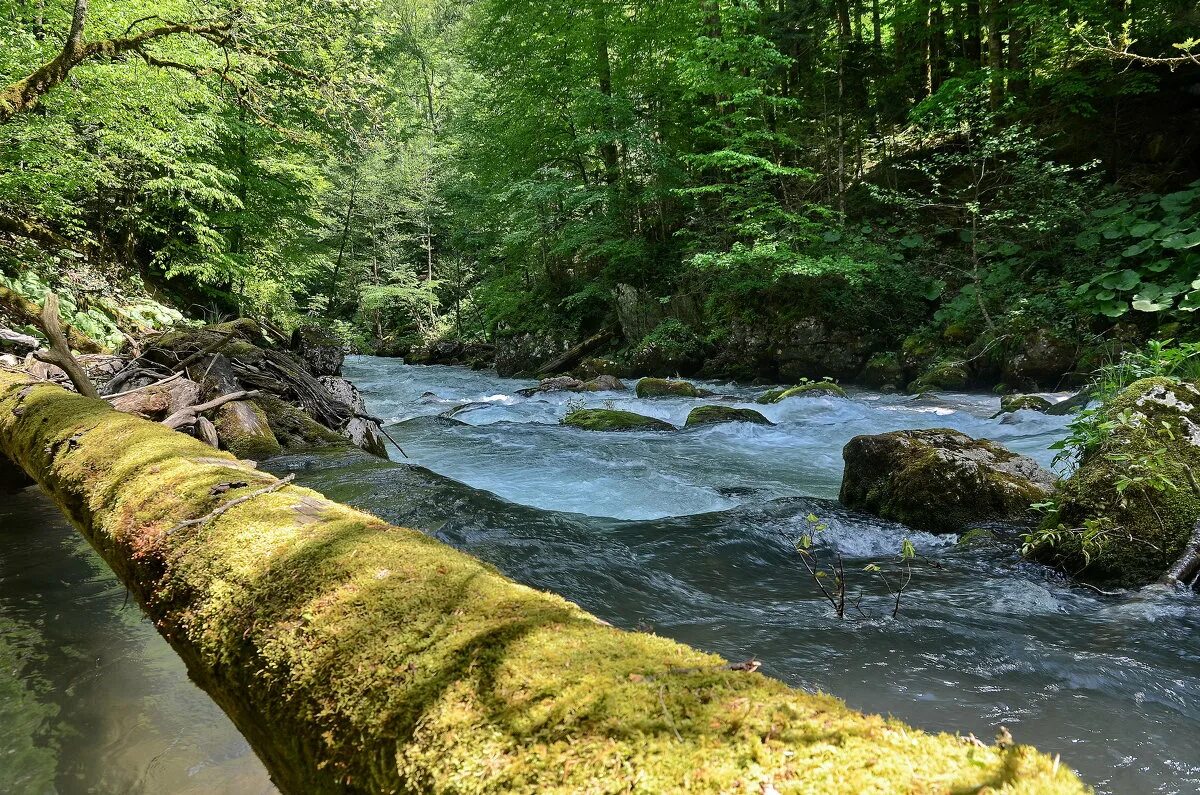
xmin=839 ymin=428 xmax=1056 ymax=533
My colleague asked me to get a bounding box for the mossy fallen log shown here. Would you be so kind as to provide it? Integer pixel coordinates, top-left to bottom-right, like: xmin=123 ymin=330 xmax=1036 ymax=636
xmin=0 ymin=372 xmax=1088 ymax=795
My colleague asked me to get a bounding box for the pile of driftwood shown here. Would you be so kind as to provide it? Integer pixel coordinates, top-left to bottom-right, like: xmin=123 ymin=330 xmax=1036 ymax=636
xmin=0 ymin=294 xmax=391 ymax=462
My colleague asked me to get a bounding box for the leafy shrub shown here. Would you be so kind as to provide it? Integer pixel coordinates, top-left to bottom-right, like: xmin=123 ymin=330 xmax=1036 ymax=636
xmin=1073 ymin=182 xmax=1200 ymax=318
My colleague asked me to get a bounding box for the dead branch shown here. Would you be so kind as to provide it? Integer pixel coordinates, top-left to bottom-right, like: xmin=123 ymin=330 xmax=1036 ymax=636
xmin=163 ymin=390 xmax=261 ymax=430
xmin=103 ymin=371 xmax=183 ymax=401
xmin=33 ymin=294 xmax=99 ymax=398
xmin=172 ymin=329 xmax=239 ymax=373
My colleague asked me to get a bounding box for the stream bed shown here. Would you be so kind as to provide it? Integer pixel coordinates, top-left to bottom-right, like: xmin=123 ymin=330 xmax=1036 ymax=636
xmin=2 ymin=357 xmax=1199 ymax=793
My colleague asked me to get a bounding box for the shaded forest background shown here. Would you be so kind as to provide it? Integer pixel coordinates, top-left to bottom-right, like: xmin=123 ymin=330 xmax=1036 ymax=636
xmin=2 ymin=0 xmax=1199 ymax=388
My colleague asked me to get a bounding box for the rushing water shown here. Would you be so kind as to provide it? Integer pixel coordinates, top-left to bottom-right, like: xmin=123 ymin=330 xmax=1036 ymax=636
xmin=3 ymin=357 xmax=1200 ymax=793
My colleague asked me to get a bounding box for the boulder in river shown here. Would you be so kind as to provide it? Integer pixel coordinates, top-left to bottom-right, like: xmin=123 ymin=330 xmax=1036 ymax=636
xmin=1030 ymin=377 xmax=1200 ymax=588
xmin=758 ymin=381 xmax=847 ymax=403
xmin=839 ymin=428 xmax=1056 ymax=533
xmin=685 ymin=406 xmax=773 ymax=428
xmin=538 ymin=376 xmax=586 ymax=393
xmin=563 ymin=408 xmax=675 ymax=432
xmin=996 ymin=394 xmax=1054 ymax=415
xmin=635 ymin=377 xmax=709 ymax=398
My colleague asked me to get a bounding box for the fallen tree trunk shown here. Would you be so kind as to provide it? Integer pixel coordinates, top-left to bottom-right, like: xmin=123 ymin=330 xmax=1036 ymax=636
xmin=0 ymin=372 xmax=1086 ymax=795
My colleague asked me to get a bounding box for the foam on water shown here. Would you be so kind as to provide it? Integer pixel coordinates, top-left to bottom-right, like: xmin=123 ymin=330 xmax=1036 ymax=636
xmin=346 ymin=357 xmax=1074 ymax=519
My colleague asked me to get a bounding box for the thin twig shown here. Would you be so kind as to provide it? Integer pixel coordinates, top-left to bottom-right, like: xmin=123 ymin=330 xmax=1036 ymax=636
xmin=168 ymin=474 xmax=295 ymax=535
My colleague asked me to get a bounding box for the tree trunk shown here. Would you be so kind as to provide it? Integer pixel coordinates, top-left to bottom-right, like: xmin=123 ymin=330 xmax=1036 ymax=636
xmin=966 ymin=0 xmax=982 ymax=65
xmin=987 ymin=0 xmax=1005 ymax=108
xmin=593 ymin=3 xmax=620 ymax=187
xmin=0 ymin=373 xmax=1086 ymax=795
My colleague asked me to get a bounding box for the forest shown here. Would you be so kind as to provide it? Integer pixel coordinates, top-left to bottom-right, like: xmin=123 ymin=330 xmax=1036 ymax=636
xmin=1 ymin=0 xmax=1200 ymax=793
xmin=1 ymin=0 xmax=1197 ymax=380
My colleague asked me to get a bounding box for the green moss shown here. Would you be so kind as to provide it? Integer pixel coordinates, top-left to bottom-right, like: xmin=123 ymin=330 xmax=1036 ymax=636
xmin=1032 ymin=377 xmax=1200 ymax=588
xmin=255 ymin=394 xmax=347 ymax=452
xmin=956 ymin=528 xmax=999 ymax=549
xmin=859 ymin=353 xmax=903 ymax=389
xmin=215 ymin=401 xmax=284 ymax=461
xmin=907 ymin=359 xmax=969 ymax=394
xmin=635 ymin=377 xmax=704 ymax=398
xmin=0 ymin=373 xmax=1089 ymax=795
xmin=563 ymin=408 xmax=675 ymax=432
xmin=685 ymin=406 xmax=774 ymax=427
xmin=756 ymin=387 xmax=788 ymax=404
xmin=840 ymin=429 xmax=1056 ymax=533
xmin=998 ymin=395 xmax=1054 ymax=414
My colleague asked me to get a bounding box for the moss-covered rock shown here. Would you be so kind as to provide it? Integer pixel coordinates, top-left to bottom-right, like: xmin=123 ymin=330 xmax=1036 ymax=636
xmin=773 ymin=382 xmax=848 ymax=402
xmin=0 ymin=371 xmax=1090 ymax=795
xmin=215 ymin=400 xmax=284 ymax=460
xmin=858 ymin=352 xmax=903 ymax=390
xmin=956 ymin=528 xmax=1000 ymax=549
xmin=758 ymin=382 xmax=847 ymax=404
xmin=255 ymin=394 xmax=348 ymax=453
xmin=839 ymin=428 xmax=1057 ymax=533
xmin=685 ymin=406 xmax=774 ymax=428
xmin=635 ymin=377 xmax=707 ymax=398
xmin=1031 ymin=377 xmax=1200 ymax=588
xmin=997 ymin=394 xmax=1054 ymax=415
xmin=563 ymin=408 xmax=676 ymax=432
xmin=906 ymin=359 xmax=969 ymax=394
xmin=291 ymin=323 xmax=345 ymax=377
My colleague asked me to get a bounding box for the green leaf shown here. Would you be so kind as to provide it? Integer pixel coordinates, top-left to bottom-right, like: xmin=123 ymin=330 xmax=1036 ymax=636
xmin=1100 ymin=270 xmax=1141 ymax=291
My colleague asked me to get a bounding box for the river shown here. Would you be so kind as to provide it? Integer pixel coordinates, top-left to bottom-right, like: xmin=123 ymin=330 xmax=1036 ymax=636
xmin=2 ymin=357 xmax=1198 ymax=793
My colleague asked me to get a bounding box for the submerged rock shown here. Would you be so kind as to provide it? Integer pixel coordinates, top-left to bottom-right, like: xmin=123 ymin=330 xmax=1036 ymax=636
xmin=562 ymin=408 xmax=675 ymax=432
xmin=537 ymin=376 xmax=586 ymax=393
xmin=519 ymin=374 xmax=627 ymax=396
xmin=1031 ymin=378 xmax=1200 ymax=588
xmin=582 ymin=374 xmax=626 ymax=391
xmin=635 ymin=377 xmax=708 ymax=398
xmin=839 ymin=428 xmax=1056 ymax=533
xmin=685 ymin=406 xmax=774 ymax=428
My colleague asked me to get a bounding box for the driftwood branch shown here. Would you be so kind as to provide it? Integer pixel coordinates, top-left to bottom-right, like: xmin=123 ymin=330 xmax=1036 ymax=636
xmin=33 ymin=294 xmax=99 ymax=398
xmin=163 ymin=390 xmax=260 ymax=430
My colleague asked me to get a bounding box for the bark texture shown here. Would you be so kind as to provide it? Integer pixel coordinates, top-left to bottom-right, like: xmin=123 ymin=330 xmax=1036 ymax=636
xmin=0 ymin=372 xmax=1087 ymax=795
